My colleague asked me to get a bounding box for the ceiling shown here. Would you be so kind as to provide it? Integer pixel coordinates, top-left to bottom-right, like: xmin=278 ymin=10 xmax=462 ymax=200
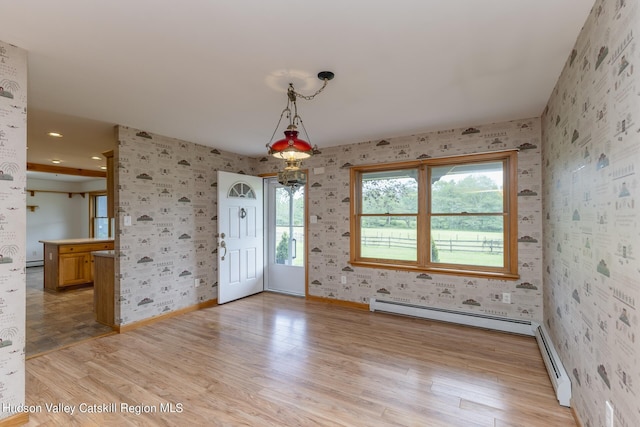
xmin=3 ymin=1 xmax=593 ymax=170
xmin=27 ymin=108 xmax=115 ymax=170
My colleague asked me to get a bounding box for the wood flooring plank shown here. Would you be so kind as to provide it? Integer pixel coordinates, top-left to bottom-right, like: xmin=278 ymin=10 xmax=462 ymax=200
xmin=25 ymin=292 xmax=574 ymax=426
xmin=381 ymin=406 xmax=490 ymax=427
xmin=460 ymin=399 xmax=575 ymax=427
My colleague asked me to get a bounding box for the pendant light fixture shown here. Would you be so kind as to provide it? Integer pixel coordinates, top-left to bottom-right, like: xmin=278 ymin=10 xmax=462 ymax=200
xmin=266 ymin=71 xmax=334 ymax=172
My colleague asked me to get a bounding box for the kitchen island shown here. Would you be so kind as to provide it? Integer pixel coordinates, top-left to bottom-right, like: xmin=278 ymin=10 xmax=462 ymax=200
xmin=40 ymin=238 xmax=114 ymax=291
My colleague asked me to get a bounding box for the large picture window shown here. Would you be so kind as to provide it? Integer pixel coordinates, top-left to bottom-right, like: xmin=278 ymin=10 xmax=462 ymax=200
xmin=350 ymin=151 xmax=518 ymax=279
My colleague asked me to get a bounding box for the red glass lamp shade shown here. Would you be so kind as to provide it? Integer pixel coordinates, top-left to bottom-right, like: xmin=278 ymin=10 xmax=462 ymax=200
xmin=268 ymin=129 xmax=314 ymax=160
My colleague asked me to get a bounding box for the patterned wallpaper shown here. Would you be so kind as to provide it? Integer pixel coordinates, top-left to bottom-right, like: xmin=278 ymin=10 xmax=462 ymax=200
xmin=115 ymin=116 xmax=543 ymax=326
xmin=257 ymin=118 xmax=544 ymax=322
xmin=114 ymin=126 xmax=255 ymax=325
xmin=542 ymin=0 xmax=639 ymax=426
xmin=0 ymin=41 xmax=27 ymax=420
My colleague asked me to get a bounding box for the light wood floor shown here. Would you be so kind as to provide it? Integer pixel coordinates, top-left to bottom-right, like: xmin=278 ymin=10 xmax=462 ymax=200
xmin=25 ymin=293 xmax=575 ymax=426
xmin=26 ymin=266 xmax=114 ymax=357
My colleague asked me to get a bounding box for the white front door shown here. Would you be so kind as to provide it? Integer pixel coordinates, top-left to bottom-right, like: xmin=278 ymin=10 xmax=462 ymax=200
xmin=217 ymin=171 xmax=264 ymax=304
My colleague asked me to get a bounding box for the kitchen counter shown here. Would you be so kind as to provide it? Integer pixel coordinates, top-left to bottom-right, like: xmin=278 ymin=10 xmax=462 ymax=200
xmin=40 ymin=238 xmax=114 ymax=290
xmin=92 ymin=250 xmax=116 ymax=258
xmin=39 ymin=238 xmax=114 ymax=245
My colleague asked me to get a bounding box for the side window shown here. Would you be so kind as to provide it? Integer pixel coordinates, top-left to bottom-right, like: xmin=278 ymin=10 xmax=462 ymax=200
xmin=90 ymin=193 xmax=109 ymax=238
xmin=358 ymin=168 xmax=419 ymax=263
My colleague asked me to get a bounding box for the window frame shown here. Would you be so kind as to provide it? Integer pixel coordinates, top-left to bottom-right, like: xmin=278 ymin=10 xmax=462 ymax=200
xmin=89 ymin=192 xmax=111 ymax=238
xmin=350 ymin=151 xmax=519 ymax=280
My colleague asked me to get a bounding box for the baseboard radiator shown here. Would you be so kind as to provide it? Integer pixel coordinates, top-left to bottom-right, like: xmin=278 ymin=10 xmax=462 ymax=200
xmin=369 ymin=298 xmax=571 ymax=407
xmin=533 ymin=323 xmax=571 ymax=406
xmin=26 ymin=260 xmax=44 ymax=268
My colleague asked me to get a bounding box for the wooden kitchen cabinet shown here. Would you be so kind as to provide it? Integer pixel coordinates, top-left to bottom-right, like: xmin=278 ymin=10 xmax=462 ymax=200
xmin=59 ymin=252 xmax=92 ymax=286
xmin=40 ymin=239 xmax=114 ymax=290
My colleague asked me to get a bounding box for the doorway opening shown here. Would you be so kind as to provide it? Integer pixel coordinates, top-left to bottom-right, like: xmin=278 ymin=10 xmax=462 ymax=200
xmin=25 ymin=173 xmax=114 ymax=357
xmin=265 ymin=177 xmax=307 ymax=296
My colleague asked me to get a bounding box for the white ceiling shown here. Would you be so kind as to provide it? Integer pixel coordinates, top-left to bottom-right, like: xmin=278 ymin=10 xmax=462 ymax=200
xmin=2 ymin=1 xmax=594 ymax=169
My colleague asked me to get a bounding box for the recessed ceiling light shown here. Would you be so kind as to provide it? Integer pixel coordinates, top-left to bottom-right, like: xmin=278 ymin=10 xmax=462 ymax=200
xmin=100 ymin=166 xmax=107 ymax=170
xmin=48 ymin=132 xmax=63 ymax=138
xmin=91 ymin=156 xmax=102 ymax=160
xmin=51 ymin=160 xmax=61 ymax=164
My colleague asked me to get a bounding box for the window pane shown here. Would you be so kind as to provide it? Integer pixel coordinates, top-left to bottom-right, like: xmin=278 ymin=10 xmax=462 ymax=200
xmin=361 ymin=170 xmax=418 ymax=214
xmin=431 ymin=162 xmax=503 ymax=214
xmin=275 ymin=187 xmax=290 ymax=265
xmin=274 ymin=227 xmax=289 ymax=265
xmin=360 ymin=217 xmax=417 ymax=261
xmin=274 ymin=186 xmax=305 ymax=267
xmin=95 ymin=195 xmax=108 ymax=217
xmin=290 ymin=187 xmax=305 ymax=266
xmin=94 ymin=218 xmax=109 ymax=239
xmin=274 ymin=226 xmax=305 ymax=267
xmin=275 ymin=187 xmax=290 ymax=227
xmin=292 ymin=186 xmax=305 ymax=227
xmin=431 ymin=216 xmax=504 ymax=267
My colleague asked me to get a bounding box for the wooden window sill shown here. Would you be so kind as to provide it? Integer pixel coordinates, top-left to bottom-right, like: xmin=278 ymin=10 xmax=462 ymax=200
xmin=349 ymin=260 xmax=520 ymax=281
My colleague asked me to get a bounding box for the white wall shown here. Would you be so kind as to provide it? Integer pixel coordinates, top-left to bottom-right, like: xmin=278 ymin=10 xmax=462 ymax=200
xmin=80 ymin=178 xmax=108 ymax=192
xmin=26 ymin=177 xmax=106 ymax=265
